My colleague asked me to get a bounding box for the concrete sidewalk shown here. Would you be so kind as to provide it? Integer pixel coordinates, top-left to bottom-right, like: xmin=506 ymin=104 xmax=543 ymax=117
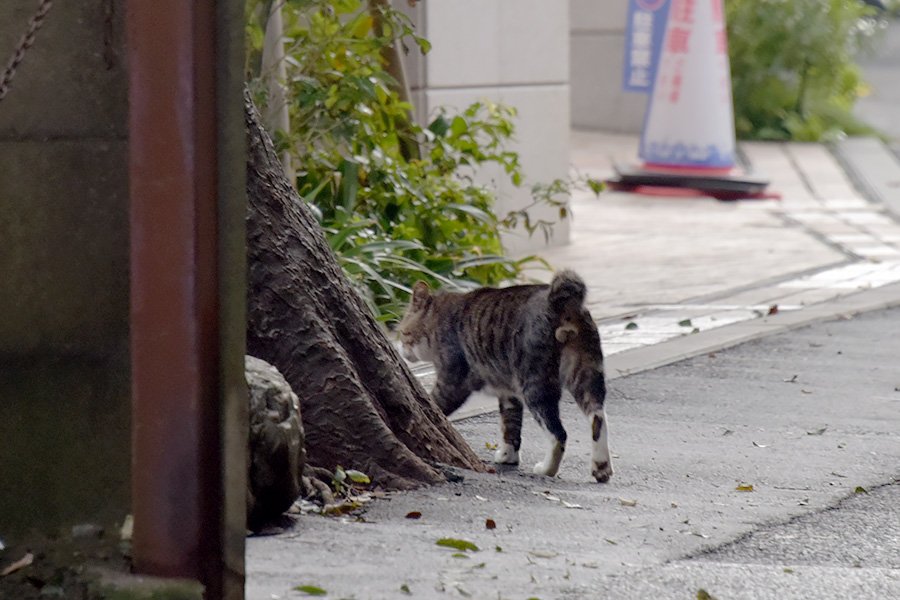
xmin=245 ymin=133 xmax=900 ymax=600
xmin=433 ymin=129 xmax=900 ymax=421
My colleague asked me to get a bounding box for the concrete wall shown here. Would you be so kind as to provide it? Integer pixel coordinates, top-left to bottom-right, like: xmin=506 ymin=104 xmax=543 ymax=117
xmin=396 ymin=0 xmax=571 ymax=253
xmin=569 ymin=0 xmax=647 ymax=133
xmin=0 ymin=0 xmax=130 ymax=540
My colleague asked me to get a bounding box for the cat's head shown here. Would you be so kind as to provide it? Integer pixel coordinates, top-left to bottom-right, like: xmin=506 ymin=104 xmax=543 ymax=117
xmin=397 ymin=280 xmax=436 ymax=363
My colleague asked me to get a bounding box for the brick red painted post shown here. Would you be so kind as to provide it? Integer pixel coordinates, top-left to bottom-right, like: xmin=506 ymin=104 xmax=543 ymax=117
xmin=127 ymin=0 xmax=247 ymax=597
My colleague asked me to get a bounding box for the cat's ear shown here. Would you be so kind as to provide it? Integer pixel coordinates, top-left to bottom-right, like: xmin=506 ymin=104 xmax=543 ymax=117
xmin=412 ymin=280 xmax=431 ymax=307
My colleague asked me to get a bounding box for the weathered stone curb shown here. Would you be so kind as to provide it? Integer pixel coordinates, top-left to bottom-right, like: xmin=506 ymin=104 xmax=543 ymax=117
xmin=833 ymin=137 xmax=900 ymax=221
xmin=90 ymin=568 xmax=204 ymax=600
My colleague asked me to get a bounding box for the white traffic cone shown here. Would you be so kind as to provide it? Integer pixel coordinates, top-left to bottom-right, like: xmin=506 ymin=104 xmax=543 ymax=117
xmin=613 ymin=0 xmax=769 ymax=198
xmin=640 ymin=0 xmax=735 ymax=169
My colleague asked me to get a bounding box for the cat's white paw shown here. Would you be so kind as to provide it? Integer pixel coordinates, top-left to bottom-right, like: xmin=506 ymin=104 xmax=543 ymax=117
xmin=592 ymin=459 xmax=613 ymax=483
xmin=494 ymin=443 xmax=519 ymax=465
xmin=533 ymin=439 xmax=564 ymax=477
xmin=532 ymin=460 xmax=559 ymax=477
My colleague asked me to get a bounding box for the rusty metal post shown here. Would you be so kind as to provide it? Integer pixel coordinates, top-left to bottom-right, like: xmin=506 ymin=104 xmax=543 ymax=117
xmin=127 ymin=0 xmax=247 ymax=597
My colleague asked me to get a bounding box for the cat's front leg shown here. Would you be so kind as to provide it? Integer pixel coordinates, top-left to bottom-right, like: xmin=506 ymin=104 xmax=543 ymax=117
xmin=495 ymin=396 xmax=523 ymax=464
xmin=590 ymin=409 xmax=613 ymax=483
xmin=431 ymin=356 xmax=475 ymax=416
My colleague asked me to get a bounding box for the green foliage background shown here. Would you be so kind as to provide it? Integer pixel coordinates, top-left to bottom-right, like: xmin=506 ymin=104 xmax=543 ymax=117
xmin=246 ymin=0 xmax=587 ymax=322
xmin=726 ymin=0 xmax=879 ymax=141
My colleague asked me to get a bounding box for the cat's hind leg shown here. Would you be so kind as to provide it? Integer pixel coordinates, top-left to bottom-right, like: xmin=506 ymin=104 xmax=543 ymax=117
xmin=570 ymin=368 xmax=612 ymax=483
xmin=588 ymin=407 xmax=612 ymax=482
xmin=495 ymin=396 xmax=523 ymax=464
xmin=524 ymin=386 xmax=567 ymax=477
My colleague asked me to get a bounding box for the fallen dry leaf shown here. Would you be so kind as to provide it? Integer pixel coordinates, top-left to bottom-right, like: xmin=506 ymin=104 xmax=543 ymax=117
xmin=405 ymin=511 xmax=422 ymax=519
xmin=436 ymin=538 xmax=479 ymax=552
xmin=485 ymin=519 xmax=496 ymax=530
xmin=1 ymin=553 xmax=34 ymax=577
xmin=735 ymin=484 xmax=754 ymax=492
xmin=619 ymin=498 xmax=637 ymax=507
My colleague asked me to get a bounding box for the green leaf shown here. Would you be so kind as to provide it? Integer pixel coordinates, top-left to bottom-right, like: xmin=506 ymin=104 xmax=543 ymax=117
xmin=400 ymin=584 xmax=411 ymax=595
xmin=344 ymin=469 xmax=370 ymax=484
xmin=428 ymin=115 xmax=450 ymax=137
xmin=679 ymin=319 xmax=693 ymax=327
xmin=854 ymin=486 xmax=868 ymax=494
xmin=436 ymin=538 xmax=479 ymax=552
xmin=301 ymin=177 xmax=332 ymax=206
xmin=333 ymin=467 xmax=346 ymax=484
xmin=444 ymin=203 xmax=495 ymax=224
xmin=806 ymin=427 xmax=827 ymax=436
xmin=450 ymin=116 xmax=467 ymax=137
xmin=294 ymin=585 xmax=327 ymax=596
xmin=625 ymin=322 xmax=638 ymax=330
xmin=338 ymin=160 xmax=360 ymax=213
xmin=586 ymin=178 xmax=606 ymax=196
xmin=414 ymin=36 xmax=431 ymax=54
xmin=350 ymin=14 xmax=373 ymax=38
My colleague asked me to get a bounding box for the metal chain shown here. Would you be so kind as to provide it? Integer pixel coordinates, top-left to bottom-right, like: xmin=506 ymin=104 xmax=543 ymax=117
xmin=0 ymin=0 xmax=54 ymax=103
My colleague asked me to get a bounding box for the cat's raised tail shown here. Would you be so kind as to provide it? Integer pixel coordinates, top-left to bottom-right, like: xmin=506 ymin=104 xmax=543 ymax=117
xmin=548 ymin=270 xmax=587 ymax=314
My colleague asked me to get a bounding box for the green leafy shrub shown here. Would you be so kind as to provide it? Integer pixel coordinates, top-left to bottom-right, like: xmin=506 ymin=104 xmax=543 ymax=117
xmin=726 ymin=0 xmax=878 ymax=141
xmin=246 ymin=0 xmax=591 ymax=322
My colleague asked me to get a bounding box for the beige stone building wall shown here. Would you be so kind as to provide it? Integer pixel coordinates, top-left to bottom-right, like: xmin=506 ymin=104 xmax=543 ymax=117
xmin=569 ymin=0 xmax=648 ymax=133
xmin=396 ymin=0 xmax=572 ymax=253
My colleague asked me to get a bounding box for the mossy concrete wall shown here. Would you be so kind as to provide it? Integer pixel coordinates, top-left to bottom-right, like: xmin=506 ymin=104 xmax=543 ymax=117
xmin=0 ymin=0 xmax=130 ymax=541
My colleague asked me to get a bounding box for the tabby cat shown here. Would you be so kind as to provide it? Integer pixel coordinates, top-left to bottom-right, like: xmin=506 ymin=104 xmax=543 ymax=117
xmin=398 ymin=270 xmax=612 ymax=482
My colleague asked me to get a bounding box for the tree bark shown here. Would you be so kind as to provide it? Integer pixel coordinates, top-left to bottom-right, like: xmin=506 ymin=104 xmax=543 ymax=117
xmin=244 ymin=92 xmax=485 ymax=490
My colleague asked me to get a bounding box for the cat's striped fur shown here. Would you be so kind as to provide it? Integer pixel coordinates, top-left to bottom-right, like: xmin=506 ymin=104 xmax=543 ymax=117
xmin=398 ymin=270 xmax=612 ymax=482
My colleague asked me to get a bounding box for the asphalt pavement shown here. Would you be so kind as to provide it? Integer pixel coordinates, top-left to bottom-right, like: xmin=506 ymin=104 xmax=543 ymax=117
xmin=246 ymin=302 xmax=900 ymax=600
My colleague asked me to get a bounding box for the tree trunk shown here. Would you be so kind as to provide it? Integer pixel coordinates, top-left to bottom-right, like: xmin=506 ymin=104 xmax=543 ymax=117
xmin=244 ymin=92 xmax=485 ymax=490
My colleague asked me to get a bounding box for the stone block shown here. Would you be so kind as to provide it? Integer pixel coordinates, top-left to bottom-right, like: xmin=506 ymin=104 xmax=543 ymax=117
xmin=0 ymin=140 xmax=129 ymax=355
xmin=0 ymin=0 xmax=127 ymax=139
xmin=498 ymin=0 xmax=568 ymax=85
xmin=570 ymin=33 xmax=647 ymax=132
xmin=425 ymin=0 xmax=501 ymax=88
xmin=570 ymin=0 xmax=629 ymax=33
